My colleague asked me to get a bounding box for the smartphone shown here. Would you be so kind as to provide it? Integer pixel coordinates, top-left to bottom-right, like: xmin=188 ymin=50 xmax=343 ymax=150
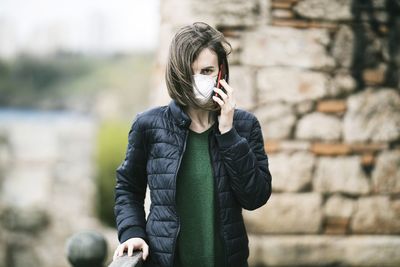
xmin=215 ymin=63 xmax=228 ymax=98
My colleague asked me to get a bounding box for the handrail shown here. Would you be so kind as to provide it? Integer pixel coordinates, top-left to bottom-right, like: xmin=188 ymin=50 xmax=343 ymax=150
xmin=108 ymin=252 xmax=143 ymax=267
xmin=66 ymin=231 xmax=143 ymax=267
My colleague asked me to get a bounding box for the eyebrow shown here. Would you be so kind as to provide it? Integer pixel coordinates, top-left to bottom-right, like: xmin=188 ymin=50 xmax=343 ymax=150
xmin=201 ymin=66 xmax=215 ymax=70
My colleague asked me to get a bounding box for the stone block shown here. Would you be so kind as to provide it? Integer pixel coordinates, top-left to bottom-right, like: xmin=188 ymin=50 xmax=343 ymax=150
xmin=254 ymin=102 xmax=296 ymax=139
xmin=332 ymin=25 xmax=354 ymax=68
xmin=229 ymin=66 xmax=255 ymax=109
xmin=295 ymin=112 xmax=342 ymax=141
xmin=257 ymin=68 xmax=330 ymax=103
xmin=372 ymin=150 xmax=400 ymax=194
xmin=249 ymin=235 xmax=400 ymax=267
xmin=243 ymin=193 xmax=323 ymax=234
xmin=313 ymin=156 xmax=370 ymax=195
xmin=351 ymin=196 xmax=400 ymax=234
xmin=330 ymin=71 xmax=357 ymax=96
xmin=293 ymin=0 xmax=352 ymax=21
xmin=294 ymin=100 xmax=315 ymax=115
xmin=192 ymin=0 xmax=269 ymax=27
xmin=324 ymin=195 xmax=355 ymax=218
xmin=344 ymin=89 xmax=400 ymax=142
xmin=269 ymin=152 xmax=315 ymax=192
xmin=241 ymin=26 xmax=334 ymax=69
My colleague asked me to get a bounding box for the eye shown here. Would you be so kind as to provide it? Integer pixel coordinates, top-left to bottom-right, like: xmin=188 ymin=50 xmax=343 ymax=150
xmin=201 ymin=68 xmax=213 ymax=75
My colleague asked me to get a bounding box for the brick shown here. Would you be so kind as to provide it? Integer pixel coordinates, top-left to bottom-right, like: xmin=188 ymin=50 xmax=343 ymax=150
xmin=271 ymin=19 xmax=338 ymax=30
xmin=363 ymin=68 xmax=386 ymax=85
xmin=271 ymin=2 xmax=293 ymax=9
xmin=316 ymin=100 xmax=347 ymax=113
xmin=271 ymin=19 xmax=311 ymax=29
xmin=324 ymin=217 xmax=349 ymax=235
xmin=310 ymin=143 xmax=351 ymax=156
xmin=349 ymin=143 xmax=388 ymax=153
xmin=361 ymin=153 xmax=375 ymax=166
xmin=265 ymin=140 xmax=280 ymax=153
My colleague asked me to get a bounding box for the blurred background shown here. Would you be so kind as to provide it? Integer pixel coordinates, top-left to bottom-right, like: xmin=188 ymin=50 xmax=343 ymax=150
xmin=0 ymin=0 xmax=399 ymax=267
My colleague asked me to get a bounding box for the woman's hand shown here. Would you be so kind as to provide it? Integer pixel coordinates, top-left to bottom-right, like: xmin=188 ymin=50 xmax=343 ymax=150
xmin=113 ymin=237 xmax=149 ymax=262
xmin=212 ymin=79 xmax=236 ymax=134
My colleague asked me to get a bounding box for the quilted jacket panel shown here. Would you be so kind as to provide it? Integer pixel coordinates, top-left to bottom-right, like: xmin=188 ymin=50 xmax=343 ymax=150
xmin=115 ymin=100 xmax=272 ymax=267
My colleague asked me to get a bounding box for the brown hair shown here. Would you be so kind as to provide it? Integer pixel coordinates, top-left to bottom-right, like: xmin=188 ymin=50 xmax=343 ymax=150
xmin=165 ymin=22 xmax=232 ymax=111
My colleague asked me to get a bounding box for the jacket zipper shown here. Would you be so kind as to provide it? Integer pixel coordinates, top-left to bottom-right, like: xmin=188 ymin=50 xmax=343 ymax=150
xmin=208 ymin=133 xmax=228 ymax=267
xmin=171 ymin=128 xmax=188 ymax=267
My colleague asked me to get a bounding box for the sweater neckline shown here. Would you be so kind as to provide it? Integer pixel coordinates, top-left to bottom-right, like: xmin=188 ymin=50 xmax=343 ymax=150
xmin=188 ymin=124 xmax=214 ymax=135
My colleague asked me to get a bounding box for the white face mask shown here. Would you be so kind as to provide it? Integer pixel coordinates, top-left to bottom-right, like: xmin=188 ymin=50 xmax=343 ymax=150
xmin=193 ymin=73 xmax=217 ymax=104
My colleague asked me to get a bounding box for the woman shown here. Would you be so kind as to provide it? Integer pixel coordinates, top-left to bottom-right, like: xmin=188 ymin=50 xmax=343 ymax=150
xmin=113 ymin=22 xmax=272 ymax=267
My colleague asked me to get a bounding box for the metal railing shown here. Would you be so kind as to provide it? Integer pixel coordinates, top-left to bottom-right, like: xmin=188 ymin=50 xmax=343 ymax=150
xmin=66 ymin=231 xmax=143 ymax=267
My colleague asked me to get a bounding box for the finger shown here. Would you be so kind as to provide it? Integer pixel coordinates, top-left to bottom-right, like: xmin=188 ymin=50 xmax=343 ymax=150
xmin=118 ymin=244 xmax=126 ymax=257
xmin=212 ymin=95 xmax=224 ymax=106
xmin=113 ymin=248 xmax=119 ymax=261
xmin=142 ymin=244 xmax=149 ymax=261
xmin=128 ymin=243 xmax=134 ymax=257
xmin=213 ymin=88 xmax=228 ymax=100
xmin=219 ymin=79 xmax=233 ymax=94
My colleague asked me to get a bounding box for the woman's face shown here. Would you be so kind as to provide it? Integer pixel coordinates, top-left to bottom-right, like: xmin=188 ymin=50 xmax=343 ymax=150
xmin=191 ymin=48 xmax=219 ymax=77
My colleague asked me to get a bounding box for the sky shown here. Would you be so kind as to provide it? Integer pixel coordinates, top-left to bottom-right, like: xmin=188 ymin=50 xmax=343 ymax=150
xmin=0 ymin=0 xmax=160 ymax=57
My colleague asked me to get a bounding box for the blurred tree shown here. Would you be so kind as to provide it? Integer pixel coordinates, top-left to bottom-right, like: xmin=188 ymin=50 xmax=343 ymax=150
xmin=95 ymin=120 xmax=130 ymax=227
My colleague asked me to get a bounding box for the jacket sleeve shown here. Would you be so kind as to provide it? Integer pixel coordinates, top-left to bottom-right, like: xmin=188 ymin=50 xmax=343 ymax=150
xmin=215 ymin=116 xmax=272 ymax=210
xmin=114 ymin=114 xmax=148 ymax=243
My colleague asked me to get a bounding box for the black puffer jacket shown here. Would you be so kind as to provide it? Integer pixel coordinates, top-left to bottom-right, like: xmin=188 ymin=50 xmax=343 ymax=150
xmin=114 ymin=100 xmax=272 ymax=267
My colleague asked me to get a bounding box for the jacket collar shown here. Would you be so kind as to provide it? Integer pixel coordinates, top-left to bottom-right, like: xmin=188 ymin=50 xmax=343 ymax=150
xmin=168 ymin=99 xmax=191 ymax=128
xmin=168 ymin=99 xmax=219 ymax=131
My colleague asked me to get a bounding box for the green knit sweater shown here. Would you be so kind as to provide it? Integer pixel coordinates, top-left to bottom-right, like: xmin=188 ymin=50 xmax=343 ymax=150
xmin=174 ymin=126 xmax=225 ymax=267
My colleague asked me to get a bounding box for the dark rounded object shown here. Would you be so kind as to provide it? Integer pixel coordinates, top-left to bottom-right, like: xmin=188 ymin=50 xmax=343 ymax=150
xmin=65 ymin=231 xmax=108 ymax=267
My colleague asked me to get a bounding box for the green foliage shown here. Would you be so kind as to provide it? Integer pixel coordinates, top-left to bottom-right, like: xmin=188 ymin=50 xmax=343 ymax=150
xmin=95 ymin=119 xmax=130 ymax=227
xmin=0 ymin=52 xmax=154 ymax=112
xmin=0 ymin=54 xmax=91 ymax=107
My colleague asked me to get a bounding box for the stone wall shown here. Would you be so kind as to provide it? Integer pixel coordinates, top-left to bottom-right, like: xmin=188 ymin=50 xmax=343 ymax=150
xmin=154 ymin=0 xmax=400 ymax=266
xmin=0 ymin=111 xmax=118 ymax=267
